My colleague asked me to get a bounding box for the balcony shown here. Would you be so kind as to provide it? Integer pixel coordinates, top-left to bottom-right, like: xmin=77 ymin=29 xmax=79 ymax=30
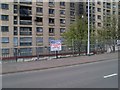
xmin=49 ymin=23 xmax=55 ymax=26
xmin=106 ymin=13 xmax=111 ymax=15
xmin=60 ymin=5 xmax=65 ymax=9
xmin=60 ymin=14 xmax=65 ymax=18
xmin=20 ymin=42 xmax=32 ymax=46
xmin=20 ymin=9 xmax=32 ymax=16
xmin=36 ymin=43 xmax=43 ymax=46
xmin=106 ymin=6 xmax=111 ymax=9
xmin=36 ymin=22 xmax=43 ymax=26
xmin=49 ymin=14 xmax=55 ymax=17
xmin=36 ymin=32 xmax=43 ymax=36
xmin=49 ymin=2 xmax=55 ymax=7
xmin=49 ymin=33 xmax=55 ymax=36
xmin=36 ymin=12 xmax=43 ymax=16
xmin=36 ymin=2 xmax=43 ymax=6
xmin=49 ymin=18 xmax=55 ymax=26
xmin=20 ymin=20 xmax=32 ymax=25
xmin=20 ymin=1 xmax=32 ymax=4
xmin=60 ymin=23 xmax=66 ymax=27
xmin=70 ymin=15 xmax=75 ymax=19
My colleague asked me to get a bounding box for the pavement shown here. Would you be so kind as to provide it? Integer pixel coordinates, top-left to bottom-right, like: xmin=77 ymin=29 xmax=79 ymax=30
xmin=1 ymin=52 xmax=118 ymax=74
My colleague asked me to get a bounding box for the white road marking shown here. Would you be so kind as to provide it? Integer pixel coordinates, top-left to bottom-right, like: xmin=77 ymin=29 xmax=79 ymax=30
xmin=104 ymin=73 xmax=117 ymax=78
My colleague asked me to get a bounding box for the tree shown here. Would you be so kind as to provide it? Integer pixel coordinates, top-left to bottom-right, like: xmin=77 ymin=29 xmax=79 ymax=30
xmin=62 ymin=16 xmax=88 ymax=55
xmin=96 ymin=15 xmax=118 ymax=52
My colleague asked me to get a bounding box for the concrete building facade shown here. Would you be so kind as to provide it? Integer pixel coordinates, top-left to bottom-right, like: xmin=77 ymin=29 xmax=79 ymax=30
xmin=0 ymin=0 xmax=119 ymax=58
xmin=0 ymin=0 xmax=79 ymax=57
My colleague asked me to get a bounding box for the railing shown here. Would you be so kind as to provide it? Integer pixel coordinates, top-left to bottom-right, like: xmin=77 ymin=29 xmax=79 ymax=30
xmin=20 ymin=20 xmax=32 ymax=25
xmin=1 ymin=40 xmax=118 ymax=62
xmin=20 ymin=2 xmax=32 ymax=4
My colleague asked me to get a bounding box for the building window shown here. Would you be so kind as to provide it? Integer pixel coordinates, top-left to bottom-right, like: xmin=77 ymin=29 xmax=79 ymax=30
xmin=1 ymin=15 xmax=9 ymax=21
xmin=36 ymin=27 xmax=43 ymax=33
xmin=14 ymin=16 xmax=18 ymax=24
xmin=49 ymin=9 xmax=55 ymax=14
xmin=36 ymin=47 xmax=43 ymax=53
xmin=35 ymin=17 xmax=43 ymax=22
xmin=106 ymin=10 xmax=111 ymax=15
xmin=36 ymin=37 xmax=43 ymax=46
xmin=2 ymin=48 xmax=9 ymax=56
xmin=97 ymin=15 xmax=101 ymax=20
xmin=49 ymin=18 xmax=54 ymax=24
xmin=107 ymin=24 xmax=110 ymax=27
xmin=60 ymin=10 xmax=65 ymax=15
xmin=97 ymin=1 xmax=101 ymax=5
xmin=49 ymin=37 xmax=55 ymax=43
xmin=14 ymin=0 xmax=18 ymax=3
xmin=70 ymin=11 xmax=75 ymax=16
xmin=2 ymin=37 xmax=9 ymax=43
xmin=36 ymin=0 xmax=43 ymax=3
xmin=113 ymin=11 xmax=116 ymax=15
xmin=36 ymin=7 xmax=43 ymax=13
xmin=70 ymin=19 xmax=75 ymax=24
xmin=20 ymin=37 xmax=32 ymax=46
xmin=70 ymin=3 xmax=75 ymax=8
xmin=14 ymin=5 xmax=18 ymax=13
xmin=13 ymin=37 xmax=18 ymax=46
xmin=14 ymin=27 xmax=18 ymax=35
xmin=98 ymin=22 xmax=101 ymax=27
xmin=19 ymin=48 xmax=32 ymax=56
xmin=60 ymin=28 xmax=65 ymax=33
xmin=97 ymin=8 xmax=101 ymax=12
xmin=1 ymin=26 xmax=9 ymax=32
xmin=49 ymin=28 xmax=54 ymax=33
xmin=113 ymin=4 xmax=116 ymax=9
xmin=49 ymin=0 xmax=55 ymax=6
xmin=60 ymin=2 xmax=65 ymax=6
xmin=1 ymin=3 xmax=9 ymax=9
xmin=60 ymin=19 xmax=65 ymax=24
xmin=20 ymin=27 xmax=32 ymax=35
xmin=106 ymin=3 xmax=111 ymax=9
xmin=60 ymin=38 xmax=64 ymax=44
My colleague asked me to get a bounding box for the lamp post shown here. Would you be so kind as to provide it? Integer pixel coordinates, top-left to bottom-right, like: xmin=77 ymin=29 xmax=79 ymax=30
xmin=81 ymin=15 xmax=84 ymax=54
xmin=87 ymin=0 xmax=90 ymax=55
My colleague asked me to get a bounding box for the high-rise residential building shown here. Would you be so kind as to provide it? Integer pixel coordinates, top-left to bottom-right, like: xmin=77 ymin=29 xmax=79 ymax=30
xmin=79 ymin=0 xmax=118 ymax=30
xmin=0 ymin=0 xmax=79 ymax=58
xmin=0 ymin=0 xmax=119 ymax=59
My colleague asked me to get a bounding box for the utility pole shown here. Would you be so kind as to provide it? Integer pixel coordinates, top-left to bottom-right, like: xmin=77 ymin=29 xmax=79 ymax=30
xmin=87 ymin=0 xmax=90 ymax=55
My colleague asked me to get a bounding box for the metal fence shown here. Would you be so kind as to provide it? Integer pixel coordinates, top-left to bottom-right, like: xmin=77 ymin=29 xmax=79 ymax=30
xmin=1 ymin=39 xmax=119 ymax=62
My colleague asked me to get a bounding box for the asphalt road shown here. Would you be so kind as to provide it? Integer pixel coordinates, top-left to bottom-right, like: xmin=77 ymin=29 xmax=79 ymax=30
xmin=2 ymin=59 xmax=118 ymax=88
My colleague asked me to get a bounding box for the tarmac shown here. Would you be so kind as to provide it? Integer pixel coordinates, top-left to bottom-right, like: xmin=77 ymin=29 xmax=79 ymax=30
xmin=1 ymin=52 xmax=118 ymax=74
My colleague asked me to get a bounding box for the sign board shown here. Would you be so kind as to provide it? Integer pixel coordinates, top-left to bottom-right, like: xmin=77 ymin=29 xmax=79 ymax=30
xmin=50 ymin=40 xmax=62 ymax=51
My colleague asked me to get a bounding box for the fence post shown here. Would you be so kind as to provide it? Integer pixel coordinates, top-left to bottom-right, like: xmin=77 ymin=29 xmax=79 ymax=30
xmin=55 ymin=51 xmax=58 ymax=59
xmin=72 ymin=39 xmax=74 ymax=56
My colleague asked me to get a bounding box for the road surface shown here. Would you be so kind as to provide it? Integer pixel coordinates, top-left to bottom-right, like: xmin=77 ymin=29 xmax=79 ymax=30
xmin=2 ymin=58 xmax=118 ymax=88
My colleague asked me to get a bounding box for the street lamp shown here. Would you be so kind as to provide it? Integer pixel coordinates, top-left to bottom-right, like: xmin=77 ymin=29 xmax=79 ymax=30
xmin=82 ymin=15 xmax=84 ymax=19
xmin=87 ymin=0 xmax=90 ymax=55
xmin=81 ymin=15 xmax=85 ymax=54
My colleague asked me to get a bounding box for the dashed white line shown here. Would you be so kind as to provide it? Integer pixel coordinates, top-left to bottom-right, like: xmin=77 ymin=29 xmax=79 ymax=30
xmin=103 ymin=73 xmax=117 ymax=78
